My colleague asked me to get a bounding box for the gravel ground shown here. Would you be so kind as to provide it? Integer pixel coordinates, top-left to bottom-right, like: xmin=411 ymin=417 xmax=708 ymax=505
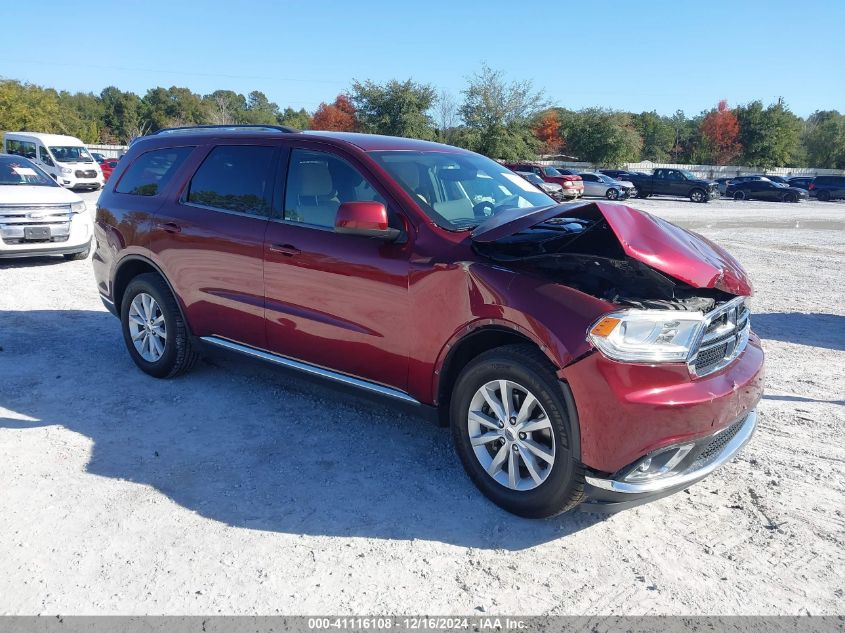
xmin=0 ymin=192 xmax=843 ymax=615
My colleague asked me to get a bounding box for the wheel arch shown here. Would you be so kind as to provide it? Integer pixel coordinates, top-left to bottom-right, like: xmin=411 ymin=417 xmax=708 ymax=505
xmin=432 ymin=324 xmax=582 ymax=460
xmin=112 ymin=255 xmax=189 ymax=329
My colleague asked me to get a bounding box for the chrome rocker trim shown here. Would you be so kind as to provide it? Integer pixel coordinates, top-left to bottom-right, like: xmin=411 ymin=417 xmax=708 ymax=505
xmin=585 ymin=409 xmax=757 ymax=495
xmin=200 ymin=335 xmax=421 ymax=405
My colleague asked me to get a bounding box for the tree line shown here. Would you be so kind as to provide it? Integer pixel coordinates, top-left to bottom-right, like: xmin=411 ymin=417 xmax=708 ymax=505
xmin=1 ymin=66 xmax=843 ymax=169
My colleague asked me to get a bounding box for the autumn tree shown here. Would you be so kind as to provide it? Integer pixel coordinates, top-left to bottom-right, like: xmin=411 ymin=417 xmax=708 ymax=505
xmin=533 ymin=110 xmax=561 ymax=154
xmin=699 ymin=100 xmax=741 ymax=165
xmin=311 ymin=94 xmax=357 ymax=131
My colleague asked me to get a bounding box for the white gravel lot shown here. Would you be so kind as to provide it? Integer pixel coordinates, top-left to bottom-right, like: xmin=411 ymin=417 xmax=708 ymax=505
xmin=0 ymin=191 xmax=843 ymax=615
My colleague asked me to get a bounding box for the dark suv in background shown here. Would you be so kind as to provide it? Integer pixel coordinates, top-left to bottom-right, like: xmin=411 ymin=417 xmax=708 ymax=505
xmin=809 ymin=175 xmax=845 ymax=201
xmin=92 ymin=125 xmax=763 ymax=518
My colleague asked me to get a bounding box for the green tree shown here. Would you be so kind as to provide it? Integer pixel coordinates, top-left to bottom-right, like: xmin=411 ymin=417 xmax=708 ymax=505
xmin=563 ymin=108 xmax=642 ymax=166
xmin=141 ymin=86 xmax=208 ymax=131
xmin=242 ymin=90 xmax=280 ymax=125
xmin=459 ymin=64 xmax=545 ymax=159
xmin=203 ymin=90 xmax=247 ymax=125
xmin=802 ymin=110 xmax=845 ymax=169
xmin=100 ymin=86 xmax=143 ymax=143
xmin=735 ymin=98 xmax=802 ymax=167
xmin=0 ymin=80 xmax=62 ymax=133
xmin=278 ymin=107 xmax=312 ymax=130
xmin=56 ymin=91 xmax=104 ymax=143
xmin=633 ymin=111 xmax=675 ymax=161
xmin=350 ymin=79 xmax=436 ymax=139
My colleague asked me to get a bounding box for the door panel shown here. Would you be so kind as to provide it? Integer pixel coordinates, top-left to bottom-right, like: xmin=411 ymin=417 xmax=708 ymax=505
xmin=149 ymin=144 xmax=277 ymax=349
xmin=263 ymin=146 xmax=411 ymax=390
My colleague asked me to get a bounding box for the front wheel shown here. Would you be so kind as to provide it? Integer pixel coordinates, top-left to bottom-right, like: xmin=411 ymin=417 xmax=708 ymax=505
xmin=784 ymin=193 xmax=798 ymax=203
xmin=450 ymin=345 xmax=584 ymax=518
xmin=635 ymin=190 xmax=649 ymax=199
xmin=605 ymin=187 xmax=620 ymax=200
xmin=733 ymin=190 xmax=746 ymax=201
xmin=817 ymin=190 xmax=831 ymax=202
xmin=120 ymin=273 xmax=199 ymax=378
xmin=690 ymin=188 xmax=707 ymax=203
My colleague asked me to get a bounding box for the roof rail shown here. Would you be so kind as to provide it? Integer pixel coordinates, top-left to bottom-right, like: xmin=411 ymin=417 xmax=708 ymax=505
xmin=152 ymin=124 xmax=300 ymax=135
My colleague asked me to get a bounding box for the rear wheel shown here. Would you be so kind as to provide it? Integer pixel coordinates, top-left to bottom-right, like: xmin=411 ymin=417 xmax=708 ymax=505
xmin=635 ymin=190 xmax=649 ymax=198
xmin=817 ymin=190 xmax=831 ymax=201
xmin=450 ymin=344 xmax=584 ymax=518
xmin=120 ymin=273 xmax=199 ymax=378
xmin=733 ymin=190 xmax=746 ymax=201
xmin=784 ymin=192 xmax=798 ymax=203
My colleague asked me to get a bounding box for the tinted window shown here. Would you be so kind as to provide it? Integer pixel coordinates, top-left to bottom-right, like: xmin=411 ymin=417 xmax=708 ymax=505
xmin=187 ymin=145 xmax=275 ymax=216
xmin=581 ymin=173 xmax=598 ymax=182
xmin=6 ymin=139 xmax=36 ymax=159
xmin=116 ymin=147 xmax=193 ymax=196
xmin=284 ymin=149 xmax=386 ymax=228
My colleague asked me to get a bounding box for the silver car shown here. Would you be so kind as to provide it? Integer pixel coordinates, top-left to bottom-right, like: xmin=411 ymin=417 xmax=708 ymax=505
xmin=579 ymin=172 xmax=636 ymax=200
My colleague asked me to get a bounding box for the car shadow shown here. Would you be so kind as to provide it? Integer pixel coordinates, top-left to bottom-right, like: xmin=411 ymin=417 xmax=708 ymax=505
xmin=0 ymin=309 xmax=606 ymax=550
xmin=753 ymin=312 xmax=845 ymax=352
xmin=0 ymin=255 xmax=74 ymax=269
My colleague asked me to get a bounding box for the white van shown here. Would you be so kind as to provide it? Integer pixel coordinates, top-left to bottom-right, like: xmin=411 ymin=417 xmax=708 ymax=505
xmin=3 ymin=132 xmax=104 ymax=191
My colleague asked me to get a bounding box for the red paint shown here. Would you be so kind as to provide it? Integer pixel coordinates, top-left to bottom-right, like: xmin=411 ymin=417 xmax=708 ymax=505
xmin=93 ymin=129 xmax=763 ymax=475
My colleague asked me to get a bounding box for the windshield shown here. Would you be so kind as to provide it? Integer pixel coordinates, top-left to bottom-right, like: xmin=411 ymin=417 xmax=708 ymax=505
xmin=542 ymin=166 xmax=562 ymax=176
xmin=49 ymin=146 xmax=94 ymax=163
xmin=517 ymin=172 xmax=544 ymax=185
xmin=0 ymin=156 xmax=59 ymax=186
xmin=371 ymin=151 xmax=554 ymax=230
xmin=680 ymin=170 xmax=696 ymax=180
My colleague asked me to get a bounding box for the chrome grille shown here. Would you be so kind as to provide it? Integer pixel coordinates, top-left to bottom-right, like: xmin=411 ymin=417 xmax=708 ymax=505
xmin=75 ymin=169 xmax=97 ymax=178
xmin=688 ymin=297 xmax=750 ymax=377
xmin=0 ymin=204 xmax=72 ymax=243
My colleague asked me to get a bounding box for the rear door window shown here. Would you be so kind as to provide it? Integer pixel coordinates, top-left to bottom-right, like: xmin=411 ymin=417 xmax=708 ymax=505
xmin=186 ymin=145 xmax=276 ymax=216
xmin=116 ymin=147 xmax=194 ymax=196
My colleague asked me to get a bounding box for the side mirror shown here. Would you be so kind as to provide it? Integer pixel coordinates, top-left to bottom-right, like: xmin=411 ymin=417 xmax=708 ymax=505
xmin=335 ymin=201 xmax=401 ymax=240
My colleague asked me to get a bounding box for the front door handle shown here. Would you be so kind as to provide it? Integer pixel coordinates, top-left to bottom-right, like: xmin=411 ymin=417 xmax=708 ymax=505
xmin=154 ymin=221 xmax=182 ymax=234
xmin=269 ymin=243 xmax=301 ymax=257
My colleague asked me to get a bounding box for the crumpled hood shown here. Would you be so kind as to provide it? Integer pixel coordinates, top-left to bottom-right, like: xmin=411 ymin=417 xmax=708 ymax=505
xmin=471 ymin=201 xmax=752 ymax=296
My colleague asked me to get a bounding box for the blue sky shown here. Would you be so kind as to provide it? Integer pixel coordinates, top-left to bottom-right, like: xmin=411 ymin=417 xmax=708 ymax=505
xmin=3 ymin=0 xmax=843 ymax=117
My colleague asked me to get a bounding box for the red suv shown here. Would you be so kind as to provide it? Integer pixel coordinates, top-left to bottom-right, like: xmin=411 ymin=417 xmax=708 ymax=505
xmin=502 ymin=162 xmax=584 ymax=199
xmin=92 ymin=125 xmax=764 ymax=518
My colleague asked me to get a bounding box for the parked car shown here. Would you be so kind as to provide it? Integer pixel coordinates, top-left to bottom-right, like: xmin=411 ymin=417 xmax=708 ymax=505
xmin=625 ymin=168 xmax=720 ymax=203
xmin=786 ymin=176 xmax=814 ymax=190
xmin=516 ymin=171 xmax=566 ymax=202
xmin=714 ymin=177 xmax=734 ymax=195
xmin=100 ymin=158 xmax=119 ymax=182
xmin=730 ymin=175 xmax=770 ymax=184
xmin=3 ymin=132 xmax=104 ymax=191
xmin=762 ymin=175 xmax=789 ymax=185
xmin=91 ymin=152 xmax=107 ymax=164
xmin=501 ymin=163 xmax=583 ymax=199
xmin=578 ymin=172 xmax=635 ymax=200
xmin=0 ymin=154 xmax=92 ymax=259
xmin=93 ymin=126 xmax=763 ymax=518
xmin=726 ymin=179 xmax=808 ymax=202
xmin=808 ymin=175 xmax=845 ymax=201
xmin=598 ymin=169 xmax=643 ymax=180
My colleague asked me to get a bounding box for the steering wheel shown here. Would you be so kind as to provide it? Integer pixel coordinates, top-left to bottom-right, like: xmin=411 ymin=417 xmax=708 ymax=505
xmin=473 ymin=201 xmax=495 ymax=218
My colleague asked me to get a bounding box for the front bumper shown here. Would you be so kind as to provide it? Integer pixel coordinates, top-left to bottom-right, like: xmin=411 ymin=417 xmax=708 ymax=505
xmin=0 ymin=212 xmax=93 ymax=258
xmin=562 ymin=188 xmax=583 ymax=199
xmin=581 ymin=409 xmax=757 ymax=512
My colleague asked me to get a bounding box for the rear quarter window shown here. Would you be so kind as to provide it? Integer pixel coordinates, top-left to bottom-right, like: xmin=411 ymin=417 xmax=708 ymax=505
xmin=186 ymin=145 xmax=276 ymax=216
xmin=115 ymin=147 xmax=194 ymax=196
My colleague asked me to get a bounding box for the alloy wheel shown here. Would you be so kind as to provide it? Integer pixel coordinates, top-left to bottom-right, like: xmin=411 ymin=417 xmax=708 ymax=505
xmin=691 ymin=190 xmax=704 ymax=202
xmin=467 ymin=380 xmax=555 ymax=491
xmin=128 ymin=292 xmax=167 ymax=362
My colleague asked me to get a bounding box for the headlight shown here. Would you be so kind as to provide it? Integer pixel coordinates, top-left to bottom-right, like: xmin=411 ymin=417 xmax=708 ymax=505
xmin=70 ymin=201 xmax=87 ymax=214
xmin=588 ymin=310 xmax=706 ymax=363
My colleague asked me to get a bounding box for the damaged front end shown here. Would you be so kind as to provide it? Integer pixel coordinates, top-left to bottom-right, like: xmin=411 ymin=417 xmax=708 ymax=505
xmin=471 ymin=201 xmax=752 ymax=313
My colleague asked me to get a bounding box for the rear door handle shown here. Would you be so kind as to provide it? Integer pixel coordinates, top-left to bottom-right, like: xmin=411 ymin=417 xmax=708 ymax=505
xmin=269 ymin=243 xmax=301 ymax=257
xmin=154 ymin=221 xmax=182 ymax=234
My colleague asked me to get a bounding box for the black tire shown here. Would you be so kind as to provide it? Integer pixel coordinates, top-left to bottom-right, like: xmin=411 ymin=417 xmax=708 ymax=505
xmin=817 ymin=190 xmax=831 ymax=202
xmin=689 ymin=188 xmax=707 ymax=203
xmin=733 ymin=190 xmax=746 ymax=201
xmin=605 ymin=187 xmax=620 ymax=200
xmin=120 ymin=272 xmax=199 ymax=378
xmin=635 ymin=190 xmax=649 ymax=199
xmin=449 ymin=344 xmax=584 ymax=518
xmin=63 ymin=241 xmax=91 ymax=261
xmin=784 ymin=193 xmax=797 ymax=203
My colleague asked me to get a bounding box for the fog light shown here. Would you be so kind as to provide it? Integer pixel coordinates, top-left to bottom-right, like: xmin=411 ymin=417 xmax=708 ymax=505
xmin=623 ymin=443 xmax=695 ymax=482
